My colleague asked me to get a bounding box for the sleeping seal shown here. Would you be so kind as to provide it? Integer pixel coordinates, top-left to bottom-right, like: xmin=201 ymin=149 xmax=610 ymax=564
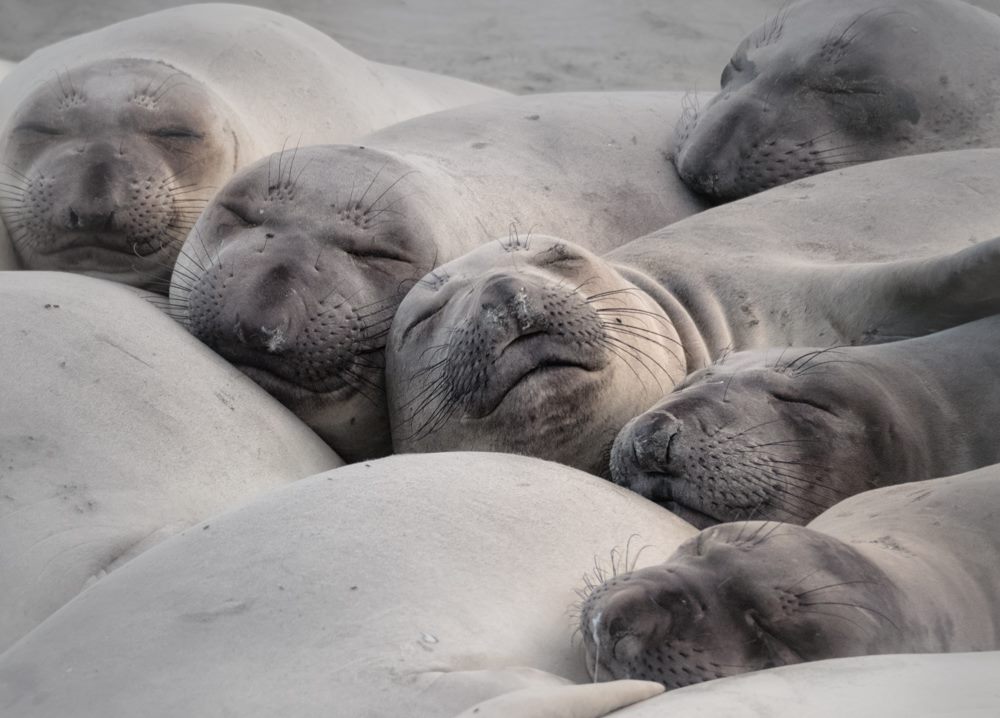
xmin=611 ymin=314 xmax=1000 ymax=526
xmin=0 ymin=3 xmax=503 ymax=289
xmin=581 ymin=464 xmax=1000 ymax=688
xmin=674 ymin=0 xmax=1000 ymax=201
xmin=386 ymin=150 xmax=1000 ymax=474
xmin=0 ymin=453 xmax=694 ymax=717
xmin=170 ymin=91 xmax=709 ymax=460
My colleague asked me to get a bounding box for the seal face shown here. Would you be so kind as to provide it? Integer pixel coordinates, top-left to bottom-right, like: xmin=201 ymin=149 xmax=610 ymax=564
xmin=579 ymin=521 xmax=907 ymax=688
xmin=609 ymin=349 xmax=922 ymax=526
xmin=0 ymin=58 xmax=237 ymax=289
xmin=170 ymin=146 xmax=439 ymax=461
xmin=673 ymin=0 xmax=1000 ymax=201
xmin=386 ymin=236 xmax=686 ymax=474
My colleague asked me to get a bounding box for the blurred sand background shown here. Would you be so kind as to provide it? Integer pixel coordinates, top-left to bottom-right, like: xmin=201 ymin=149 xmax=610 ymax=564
xmin=3 ymin=0 xmax=999 ymax=94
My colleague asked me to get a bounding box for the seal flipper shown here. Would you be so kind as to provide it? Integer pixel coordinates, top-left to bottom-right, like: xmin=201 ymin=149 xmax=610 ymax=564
xmin=823 ymin=235 xmax=1000 ymax=344
xmin=452 ymin=680 xmax=665 ymax=718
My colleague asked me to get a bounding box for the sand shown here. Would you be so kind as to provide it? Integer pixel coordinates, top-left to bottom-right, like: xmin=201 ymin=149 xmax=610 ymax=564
xmin=3 ymin=0 xmax=997 ymax=94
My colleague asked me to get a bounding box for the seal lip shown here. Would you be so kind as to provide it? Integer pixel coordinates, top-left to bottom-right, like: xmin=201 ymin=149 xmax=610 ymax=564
xmin=479 ymin=362 xmax=593 ymax=418
xmin=467 ymin=332 xmax=603 ymax=419
xmin=31 ymin=241 xmax=167 ymax=271
xmin=233 ymin=363 xmax=357 ymax=403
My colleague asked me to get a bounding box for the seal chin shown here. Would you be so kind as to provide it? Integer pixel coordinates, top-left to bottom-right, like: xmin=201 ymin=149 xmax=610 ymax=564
xmin=662 ymin=500 xmax=721 ymax=530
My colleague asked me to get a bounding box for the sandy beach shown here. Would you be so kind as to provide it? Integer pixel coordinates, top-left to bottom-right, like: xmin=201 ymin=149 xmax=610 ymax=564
xmin=4 ymin=0 xmax=997 ymax=93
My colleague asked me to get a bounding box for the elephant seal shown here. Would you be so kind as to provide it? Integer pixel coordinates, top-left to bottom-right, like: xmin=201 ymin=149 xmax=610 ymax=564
xmin=454 ymin=680 xmax=664 ymax=718
xmin=611 ymin=314 xmax=1000 ymax=526
xmin=0 ymin=4 xmax=504 ymax=290
xmin=386 ymin=149 xmax=1000 ymax=475
xmin=0 ymin=271 xmax=341 ymax=651
xmin=674 ymin=0 xmax=1000 ymax=201
xmin=0 ymin=453 xmax=695 ymax=717
xmin=580 ymin=464 xmax=1000 ymax=688
xmin=500 ymin=652 xmax=1000 ymax=717
xmin=170 ymin=91 xmax=709 ymax=460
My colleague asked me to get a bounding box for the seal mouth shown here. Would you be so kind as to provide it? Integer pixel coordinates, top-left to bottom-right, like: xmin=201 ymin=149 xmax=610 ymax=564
xmin=31 ymin=239 xmax=170 ymax=271
xmin=632 ymin=469 xmax=723 ymax=529
xmin=233 ymin=362 xmax=358 ymax=404
xmin=470 ymin=333 xmax=602 ymax=418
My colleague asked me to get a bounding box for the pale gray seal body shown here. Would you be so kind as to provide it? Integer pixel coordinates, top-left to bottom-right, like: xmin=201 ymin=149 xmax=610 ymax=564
xmin=386 ymin=150 xmax=1000 ymax=475
xmin=0 ymin=452 xmax=695 ymax=717
xmin=0 ymin=3 xmax=504 ymax=289
xmin=674 ymin=0 xmax=1000 ymax=201
xmin=581 ymin=464 xmax=1000 ymax=688
xmin=170 ymin=91 xmax=709 ymax=460
xmin=611 ymin=314 xmax=1000 ymax=526
xmin=0 ymin=271 xmax=341 ymax=651
xmin=572 ymin=652 xmax=1000 ymax=717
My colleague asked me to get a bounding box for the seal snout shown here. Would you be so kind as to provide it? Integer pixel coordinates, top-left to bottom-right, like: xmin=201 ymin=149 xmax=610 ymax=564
xmin=582 ymin=565 xmax=703 ymax=682
xmin=190 ymin=253 xmax=330 ymax=387
xmin=629 ymin=411 xmax=683 ymax=470
xmin=611 ymin=411 xmax=683 ymax=500
xmin=476 ymin=273 xmax=550 ymax=339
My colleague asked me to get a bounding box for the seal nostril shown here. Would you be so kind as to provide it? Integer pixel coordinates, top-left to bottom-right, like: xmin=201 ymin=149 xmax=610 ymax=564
xmin=607 ymin=615 xmax=630 ymax=640
xmin=633 ymin=411 xmax=683 ymax=469
xmin=68 ymin=208 xmax=80 ymax=229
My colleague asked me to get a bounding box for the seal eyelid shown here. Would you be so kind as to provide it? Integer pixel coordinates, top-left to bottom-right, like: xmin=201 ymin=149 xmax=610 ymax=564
xmin=744 ymin=610 xmax=796 ymax=667
xmin=345 ymin=247 xmax=406 ymax=262
xmin=770 ymin=391 xmax=833 ymax=414
xmin=150 ymin=127 xmax=204 ymax=140
xmin=401 ymin=306 xmax=441 ymax=341
xmin=809 ymin=74 xmax=885 ymax=97
xmin=219 ymin=202 xmax=260 ymax=228
xmin=537 ymin=244 xmax=583 ymax=266
xmin=15 ymin=122 xmax=63 ymax=135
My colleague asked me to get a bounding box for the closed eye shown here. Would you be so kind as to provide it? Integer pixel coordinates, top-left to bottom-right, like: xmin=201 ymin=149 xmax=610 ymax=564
xmin=219 ymin=203 xmax=259 ymax=228
xmin=15 ymin=123 xmax=63 ymax=136
xmin=346 ymin=246 xmax=407 ymax=262
xmin=537 ymin=245 xmax=582 ymax=266
xmin=400 ymin=305 xmax=441 ymax=343
xmin=150 ymin=127 xmax=204 ymax=140
xmin=809 ymin=76 xmax=884 ymax=97
xmin=771 ymin=391 xmax=834 ymax=415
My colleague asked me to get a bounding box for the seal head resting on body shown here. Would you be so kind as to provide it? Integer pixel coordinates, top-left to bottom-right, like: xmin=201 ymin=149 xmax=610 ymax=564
xmin=610 ymin=315 xmax=1000 ymax=526
xmin=673 ymin=0 xmax=1000 ymax=201
xmin=172 ymin=146 xmax=445 ymax=461
xmin=386 ymin=235 xmax=687 ymax=475
xmin=386 ymin=219 xmax=1000 ymax=474
xmin=170 ymin=91 xmax=708 ymax=460
xmin=0 ymin=58 xmax=239 ymax=289
xmin=581 ymin=467 xmax=1000 ymax=688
